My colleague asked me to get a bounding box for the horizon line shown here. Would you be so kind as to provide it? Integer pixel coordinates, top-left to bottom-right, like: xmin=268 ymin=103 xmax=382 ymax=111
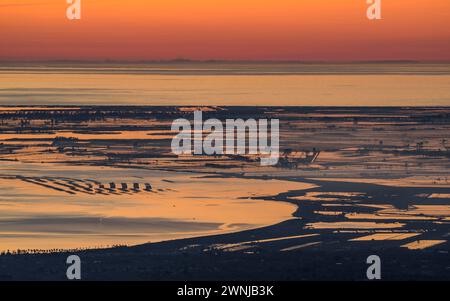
xmin=2 ymin=59 xmax=450 ymax=65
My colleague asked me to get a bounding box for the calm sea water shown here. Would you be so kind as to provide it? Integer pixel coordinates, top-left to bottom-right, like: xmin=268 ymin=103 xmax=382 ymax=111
xmin=1 ymin=63 xmax=449 ymax=106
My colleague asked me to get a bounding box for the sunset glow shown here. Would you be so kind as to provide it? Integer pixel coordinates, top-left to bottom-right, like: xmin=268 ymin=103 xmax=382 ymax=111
xmin=1 ymin=0 xmax=450 ymax=61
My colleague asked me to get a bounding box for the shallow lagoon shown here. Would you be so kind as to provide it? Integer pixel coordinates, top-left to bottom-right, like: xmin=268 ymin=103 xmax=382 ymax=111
xmin=0 ymin=161 xmax=309 ymax=251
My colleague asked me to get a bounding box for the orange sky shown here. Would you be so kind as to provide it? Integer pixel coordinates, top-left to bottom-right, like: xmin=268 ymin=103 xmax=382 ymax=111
xmin=0 ymin=0 xmax=449 ymax=61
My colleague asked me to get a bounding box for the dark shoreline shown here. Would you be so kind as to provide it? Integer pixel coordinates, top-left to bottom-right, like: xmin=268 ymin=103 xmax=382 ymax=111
xmin=2 ymin=62 xmax=450 ymax=76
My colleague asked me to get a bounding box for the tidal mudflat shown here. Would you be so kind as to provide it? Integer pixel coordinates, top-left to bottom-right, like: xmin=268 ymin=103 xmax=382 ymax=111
xmin=0 ymin=106 xmax=449 ymax=280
